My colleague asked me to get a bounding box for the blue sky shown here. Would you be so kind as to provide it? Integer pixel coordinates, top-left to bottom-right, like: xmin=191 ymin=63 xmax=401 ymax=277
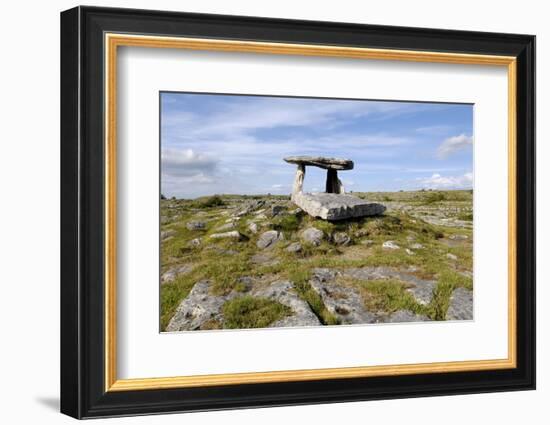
xmin=161 ymin=92 xmax=473 ymax=199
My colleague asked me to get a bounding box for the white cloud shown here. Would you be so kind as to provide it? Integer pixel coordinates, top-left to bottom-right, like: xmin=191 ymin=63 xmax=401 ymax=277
xmin=437 ymin=134 xmax=473 ymax=159
xmin=417 ymin=172 xmax=473 ymax=189
xmin=161 ymin=148 xmax=217 ymax=177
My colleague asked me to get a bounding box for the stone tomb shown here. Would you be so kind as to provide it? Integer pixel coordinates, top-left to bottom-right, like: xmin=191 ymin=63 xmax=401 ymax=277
xmin=284 ymin=156 xmax=386 ymax=220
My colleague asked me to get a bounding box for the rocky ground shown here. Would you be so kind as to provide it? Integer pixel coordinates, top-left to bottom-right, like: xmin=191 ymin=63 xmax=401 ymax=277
xmin=160 ymin=190 xmax=473 ymax=331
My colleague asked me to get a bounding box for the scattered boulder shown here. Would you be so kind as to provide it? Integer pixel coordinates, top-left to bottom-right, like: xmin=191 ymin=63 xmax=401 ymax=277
xmin=410 ymin=243 xmax=424 ymax=249
xmin=382 ymin=240 xmax=400 ymax=250
xmin=248 ymin=222 xmax=258 ymax=234
xmin=405 ymin=248 xmax=414 ymax=256
xmin=161 ymin=264 xmax=194 ymax=285
xmin=209 ymin=231 xmax=244 ymax=241
xmin=186 ymin=221 xmax=206 ymax=231
xmin=301 ymin=227 xmax=324 ymax=246
xmin=446 ymin=253 xmax=458 ymax=261
xmin=257 ymin=230 xmax=283 ymax=249
xmin=214 ymin=222 xmax=236 ymax=232
xmin=360 ymin=239 xmax=374 ymax=246
xmin=446 ymin=287 xmax=473 ymax=320
xmin=449 ymin=234 xmax=469 ymax=240
xmin=332 ymin=232 xmax=351 ymax=246
xmin=354 ymin=229 xmax=369 ymax=238
xmin=188 ymin=237 xmax=202 ymax=247
xmin=161 ymin=229 xmax=176 ymax=240
xmin=234 ymin=200 xmax=265 ymax=217
xmin=285 ymin=242 xmax=302 ymax=253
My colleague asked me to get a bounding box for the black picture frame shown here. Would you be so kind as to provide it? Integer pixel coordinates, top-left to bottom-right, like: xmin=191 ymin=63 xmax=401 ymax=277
xmin=61 ymin=5 xmax=535 ymax=419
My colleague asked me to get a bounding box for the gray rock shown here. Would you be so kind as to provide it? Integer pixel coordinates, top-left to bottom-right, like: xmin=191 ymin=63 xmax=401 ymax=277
xmin=285 ymin=242 xmax=302 ymax=253
xmin=166 ymin=281 xmax=235 ymax=331
xmin=301 ymin=227 xmax=324 ymax=246
xmin=257 ymin=230 xmax=283 ymax=249
xmin=332 ymin=232 xmax=351 ymax=246
xmin=214 ymin=222 xmax=236 ymax=232
xmin=405 ymin=248 xmax=414 ymax=256
xmin=384 ymin=310 xmax=431 ymax=323
xmin=446 ymin=287 xmax=473 ymax=320
xmin=361 ymin=239 xmax=374 ymax=246
xmin=284 ymin=156 xmax=354 ymax=170
xmin=188 ymin=237 xmax=202 ymax=247
xmin=292 ymin=192 xmax=385 ymax=221
xmin=161 ymin=229 xmax=176 ymax=240
xmin=234 ymin=200 xmax=265 ymax=217
xmin=410 ymin=243 xmax=424 ymax=249
xmin=310 ymin=268 xmax=377 ymax=324
xmin=449 ymin=234 xmax=469 ymax=240
xmin=161 ymin=264 xmax=194 ymax=285
xmin=446 ymin=253 xmax=458 ymax=261
xmin=186 ymin=221 xmax=206 ymax=231
xmin=354 ymin=229 xmax=369 ymax=238
xmin=253 ymin=281 xmax=321 ymax=327
xmin=248 ymin=222 xmax=258 ymax=234
xmin=382 ymin=240 xmax=400 ymax=250
xmin=209 ymin=231 xmax=244 ymax=240
xmin=251 ymin=253 xmax=279 ymax=266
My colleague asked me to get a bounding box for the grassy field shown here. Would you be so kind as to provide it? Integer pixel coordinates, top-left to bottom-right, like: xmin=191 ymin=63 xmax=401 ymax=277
xmin=160 ymin=190 xmax=473 ymax=331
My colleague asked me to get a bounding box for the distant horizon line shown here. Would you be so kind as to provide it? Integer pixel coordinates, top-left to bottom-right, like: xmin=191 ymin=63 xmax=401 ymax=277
xmin=161 ymin=187 xmax=473 ymax=200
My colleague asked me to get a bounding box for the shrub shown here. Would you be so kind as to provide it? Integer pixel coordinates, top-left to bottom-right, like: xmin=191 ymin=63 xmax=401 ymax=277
xmin=198 ymin=195 xmax=225 ymax=208
xmin=423 ymin=192 xmax=446 ymax=204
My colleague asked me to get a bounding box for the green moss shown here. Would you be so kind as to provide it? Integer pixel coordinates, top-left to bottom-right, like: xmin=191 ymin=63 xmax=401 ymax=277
xmin=222 ymin=296 xmax=291 ymax=329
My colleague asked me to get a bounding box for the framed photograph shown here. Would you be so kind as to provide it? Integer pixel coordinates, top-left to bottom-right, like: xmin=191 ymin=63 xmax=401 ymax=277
xmin=60 ymin=6 xmax=535 ymax=419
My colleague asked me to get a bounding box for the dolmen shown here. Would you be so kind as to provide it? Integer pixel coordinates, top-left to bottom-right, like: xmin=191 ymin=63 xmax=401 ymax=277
xmin=283 ymin=156 xmax=386 ymax=221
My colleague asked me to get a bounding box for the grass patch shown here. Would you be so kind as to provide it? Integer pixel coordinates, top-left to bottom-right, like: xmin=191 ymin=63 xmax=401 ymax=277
xmin=457 ymin=211 xmax=473 ymax=221
xmin=355 ymin=278 xmax=427 ymax=315
xmin=429 ymin=269 xmax=473 ymax=320
xmin=272 ymin=214 xmax=301 ymax=233
xmin=222 ymin=296 xmax=291 ymax=329
xmin=423 ymin=191 xmax=447 ymax=204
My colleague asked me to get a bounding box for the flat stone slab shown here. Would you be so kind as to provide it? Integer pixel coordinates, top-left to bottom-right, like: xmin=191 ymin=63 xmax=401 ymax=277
xmin=284 ymin=156 xmax=353 ymax=170
xmin=293 ymin=192 xmax=385 ymax=221
xmin=446 ymin=287 xmax=473 ymax=320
